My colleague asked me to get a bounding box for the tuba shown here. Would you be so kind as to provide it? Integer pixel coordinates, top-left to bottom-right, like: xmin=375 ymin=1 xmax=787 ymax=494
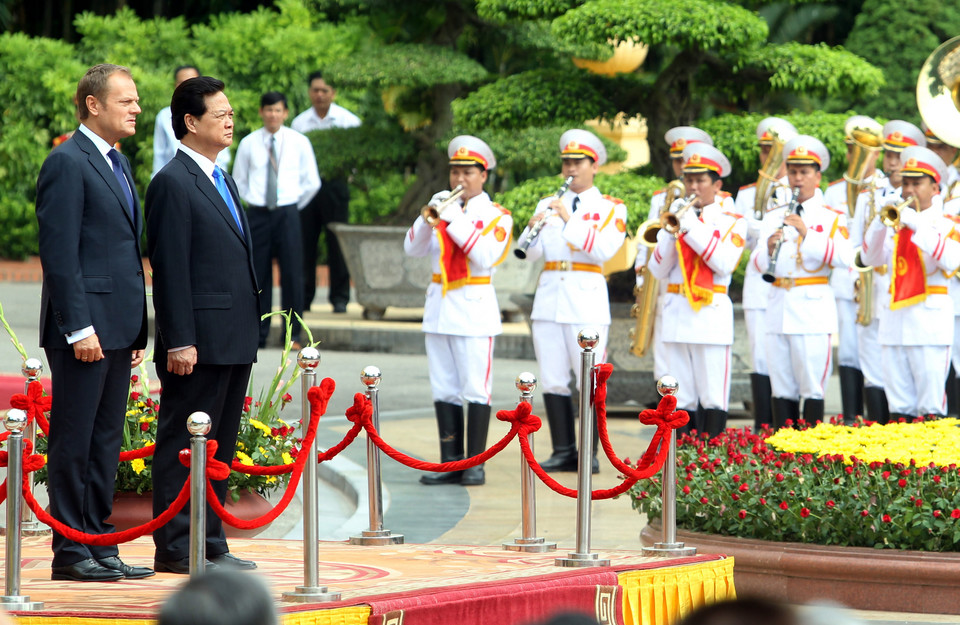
xmin=917 ymin=36 xmax=960 ymax=149
xmin=843 ymin=123 xmax=884 ymax=217
xmin=753 ymin=130 xmax=789 ymax=219
xmin=629 ymin=179 xmax=685 ymax=358
xmin=853 ymin=180 xmax=879 ymax=326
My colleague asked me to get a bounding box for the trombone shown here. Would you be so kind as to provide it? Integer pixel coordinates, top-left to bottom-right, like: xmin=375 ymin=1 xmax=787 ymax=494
xmin=635 ymin=179 xmax=686 ymax=247
xmin=421 ymin=185 xmax=465 ymax=226
xmin=879 ymin=197 xmax=917 ymax=229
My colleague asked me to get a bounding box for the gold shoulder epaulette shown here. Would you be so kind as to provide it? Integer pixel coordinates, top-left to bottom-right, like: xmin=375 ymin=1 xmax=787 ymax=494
xmin=739 ymin=182 xmax=757 ymax=190
xmin=602 ymin=194 xmax=625 ymax=204
xmin=825 ymin=204 xmax=844 ymax=215
xmin=493 ymin=202 xmax=511 ymax=215
xmin=719 ymin=190 xmax=732 ymax=198
xmin=652 ymin=188 xmax=666 ymax=196
xmin=827 ymin=179 xmax=844 ymax=187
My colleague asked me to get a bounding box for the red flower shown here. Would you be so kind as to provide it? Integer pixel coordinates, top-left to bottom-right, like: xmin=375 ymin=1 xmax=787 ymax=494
xmin=289 ymin=447 xmax=300 ymax=458
xmin=934 ymin=475 xmax=942 ymax=484
xmin=882 ymin=470 xmax=891 ymax=479
xmin=131 ymin=374 xmax=139 ymax=383
xmin=759 ymin=497 xmax=766 ymax=505
xmin=935 ymin=510 xmax=942 ymax=518
xmin=826 ymin=500 xmax=835 ymax=508
xmin=775 ymin=473 xmax=785 ymax=482
xmin=282 ymin=393 xmax=293 ymax=403
xmin=731 ymin=493 xmax=740 ymax=501
xmin=732 ymin=474 xmax=741 ymax=482
xmin=738 ymin=510 xmax=747 ymax=520
xmin=700 ymin=497 xmax=709 ymax=504
xmin=915 ymin=499 xmax=923 ymax=507
xmin=898 ymin=478 xmax=907 ymax=488
xmin=638 ymin=491 xmax=649 ymax=499
xmin=682 ymin=485 xmax=691 ymax=495
xmin=860 ymin=510 xmax=869 ymax=517
xmin=140 ymin=422 xmax=149 ymax=432
xmin=882 ymin=514 xmax=892 ymax=523
xmin=845 ymin=466 xmax=853 ymax=474
xmin=951 ymin=509 xmax=960 ymax=519
xmin=738 ymin=483 xmax=749 ymax=492
xmin=779 ymin=502 xmax=789 ymax=510
xmin=130 ymin=391 xmax=140 ymax=401
xmin=800 ymin=507 xmax=811 ymax=518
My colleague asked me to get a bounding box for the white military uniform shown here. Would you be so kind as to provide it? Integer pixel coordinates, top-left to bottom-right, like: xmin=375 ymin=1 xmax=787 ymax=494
xmin=945 ymin=198 xmax=960 ymax=381
xmin=824 ymin=179 xmax=862 ymax=370
xmin=636 ymin=187 xmax=671 ymax=380
xmin=752 ymin=189 xmax=854 ymax=400
xmin=860 ymin=196 xmax=960 ymax=415
xmin=521 ymin=186 xmax=627 ymax=394
xmin=647 ymin=198 xmax=746 ymax=411
xmin=404 ymin=191 xmax=512 ymax=404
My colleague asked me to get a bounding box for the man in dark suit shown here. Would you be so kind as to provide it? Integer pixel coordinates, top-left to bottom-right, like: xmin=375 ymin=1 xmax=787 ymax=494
xmin=146 ymin=76 xmax=260 ymax=574
xmin=36 ymin=63 xmax=153 ymax=582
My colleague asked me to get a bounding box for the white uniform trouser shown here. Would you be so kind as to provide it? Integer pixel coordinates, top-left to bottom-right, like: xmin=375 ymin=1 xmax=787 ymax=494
xmin=953 ymin=317 xmax=960 ymax=373
xmin=652 ymin=307 xmax=668 ymax=380
xmin=857 ymin=319 xmax=884 ymax=388
xmin=663 ymin=342 xmax=731 ymax=411
xmin=424 ymin=333 xmax=494 ymax=405
xmin=766 ymin=333 xmax=833 ymax=401
xmin=744 ymin=308 xmax=767 ymax=375
xmin=882 ymin=344 xmax=951 ymax=416
xmin=836 ymin=299 xmax=860 ymax=368
xmin=532 ymin=321 xmax=609 ymax=396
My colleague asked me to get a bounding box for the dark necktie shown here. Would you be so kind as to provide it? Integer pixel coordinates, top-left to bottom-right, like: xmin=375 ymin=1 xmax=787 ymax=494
xmin=266 ymin=135 xmax=278 ymax=209
xmin=572 ymin=196 xmax=580 ymax=213
xmin=108 ymin=148 xmax=134 ymax=221
xmin=213 ymin=166 xmax=244 ymax=234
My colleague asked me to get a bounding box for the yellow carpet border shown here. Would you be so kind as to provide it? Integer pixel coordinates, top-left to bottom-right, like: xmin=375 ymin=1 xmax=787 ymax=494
xmin=618 ymin=557 xmax=736 ymax=625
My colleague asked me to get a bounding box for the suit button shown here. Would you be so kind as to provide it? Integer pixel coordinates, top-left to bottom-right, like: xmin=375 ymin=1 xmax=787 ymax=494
xmin=137 ymin=270 xmax=144 ymax=276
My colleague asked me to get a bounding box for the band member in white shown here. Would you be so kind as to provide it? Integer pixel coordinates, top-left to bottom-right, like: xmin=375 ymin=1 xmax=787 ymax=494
xmin=519 ymin=129 xmax=627 ymax=473
xmin=860 ymin=146 xmax=960 ymax=419
xmin=404 ymin=136 xmax=512 ymax=485
xmin=647 ymin=144 xmax=746 ymax=436
xmin=735 ymin=117 xmax=797 ymax=430
xmin=752 ymin=135 xmax=854 ymax=428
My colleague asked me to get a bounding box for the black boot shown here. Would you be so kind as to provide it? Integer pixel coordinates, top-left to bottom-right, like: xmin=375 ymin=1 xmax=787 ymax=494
xmin=750 ymin=373 xmax=773 ymax=431
xmin=803 ymin=398 xmax=825 ymax=425
xmin=838 ymin=366 xmax=864 ymax=425
xmin=771 ymin=398 xmax=800 ymax=430
xmin=461 ymin=403 xmax=490 ymax=486
xmin=948 ymin=365 xmax=958 ymax=416
xmin=703 ymin=409 xmax=728 ymax=437
xmin=540 ymin=394 xmax=578 ymax=472
xmin=420 ymin=402 xmax=464 ymax=485
xmin=864 ymin=386 xmax=890 ymax=425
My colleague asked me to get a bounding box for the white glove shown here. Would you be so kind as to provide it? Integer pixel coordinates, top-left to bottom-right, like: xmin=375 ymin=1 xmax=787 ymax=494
xmin=440 ymin=205 xmax=461 ymax=223
xmin=679 ymin=207 xmax=700 ymax=233
xmin=428 ymin=191 xmax=450 ymax=209
xmin=898 ymin=206 xmax=919 ymax=231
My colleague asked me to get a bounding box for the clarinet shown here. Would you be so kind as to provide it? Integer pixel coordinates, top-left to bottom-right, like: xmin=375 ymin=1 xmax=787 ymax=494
xmin=514 ymin=176 xmax=575 ymax=259
xmin=761 ymin=187 xmax=801 ymax=283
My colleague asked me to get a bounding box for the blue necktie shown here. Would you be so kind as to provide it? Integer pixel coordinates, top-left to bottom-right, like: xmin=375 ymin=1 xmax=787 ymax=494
xmin=108 ymin=149 xmax=134 ymax=222
xmin=213 ymin=166 xmax=244 ymax=234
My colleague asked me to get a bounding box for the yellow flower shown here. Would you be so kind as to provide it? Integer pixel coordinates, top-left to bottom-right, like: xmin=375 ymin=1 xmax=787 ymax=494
xmin=259 ymin=446 xmax=268 ymax=457
xmin=237 ymin=441 xmax=246 ymax=451
xmin=236 ymin=451 xmax=254 ymax=466
xmin=282 ymin=452 xmax=293 ymax=464
xmin=266 ymin=476 xmax=277 ymax=483
xmin=131 ymin=458 xmax=146 ymax=474
xmin=248 ymin=418 xmax=272 ymax=435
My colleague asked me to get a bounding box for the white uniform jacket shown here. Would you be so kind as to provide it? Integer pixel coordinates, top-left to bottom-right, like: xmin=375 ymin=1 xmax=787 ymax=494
xmin=945 ymin=197 xmax=960 ymax=318
xmin=848 ymin=178 xmax=895 ymax=323
xmin=521 ymin=186 xmax=628 ymax=325
xmin=737 ymin=180 xmax=791 ymax=310
xmin=860 ymin=196 xmax=960 ymax=347
xmin=752 ymin=189 xmax=854 ymax=335
xmin=404 ymin=191 xmax=512 ymax=337
xmin=825 ymin=172 xmax=888 ymax=301
xmin=647 ymin=200 xmax=747 ymax=345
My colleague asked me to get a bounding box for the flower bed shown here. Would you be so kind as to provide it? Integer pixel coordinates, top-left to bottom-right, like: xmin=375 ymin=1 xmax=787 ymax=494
xmin=629 ymin=418 xmax=960 ymax=551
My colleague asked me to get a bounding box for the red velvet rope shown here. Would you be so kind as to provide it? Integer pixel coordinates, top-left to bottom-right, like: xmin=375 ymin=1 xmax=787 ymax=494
xmin=3 ymin=380 xmax=52 ymax=444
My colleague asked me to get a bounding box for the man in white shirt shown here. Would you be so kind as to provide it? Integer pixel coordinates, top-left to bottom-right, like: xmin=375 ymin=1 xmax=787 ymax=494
xmin=291 ymin=70 xmax=362 ymax=313
xmin=233 ymin=91 xmax=320 ymax=348
xmin=152 ymin=65 xmax=230 ymax=177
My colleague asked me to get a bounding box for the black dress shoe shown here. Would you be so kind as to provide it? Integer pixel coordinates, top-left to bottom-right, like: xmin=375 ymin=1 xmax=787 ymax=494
xmin=51 ymin=558 xmax=124 ymax=582
xmin=208 ymin=552 xmax=257 ymax=570
xmin=154 ymin=557 xmax=219 ymax=575
xmin=96 ymin=556 xmax=155 ymax=579
xmin=332 ymin=303 xmax=347 ymax=313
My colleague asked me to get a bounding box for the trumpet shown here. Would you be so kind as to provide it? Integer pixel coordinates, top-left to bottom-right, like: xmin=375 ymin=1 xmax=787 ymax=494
xmin=421 ymin=185 xmax=465 ymax=227
xmin=514 ymin=176 xmax=574 ymax=259
xmin=880 ymin=197 xmax=917 ymax=228
xmin=761 ymin=186 xmax=801 ymax=283
xmin=660 ymin=194 xmax=698 ymax=234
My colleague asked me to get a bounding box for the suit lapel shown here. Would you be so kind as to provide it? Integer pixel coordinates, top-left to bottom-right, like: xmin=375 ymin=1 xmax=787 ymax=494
xmin=176 ymin=152 xmax=247 ymax=244
xmin=73 ymin=131 xmax=137 ymax=232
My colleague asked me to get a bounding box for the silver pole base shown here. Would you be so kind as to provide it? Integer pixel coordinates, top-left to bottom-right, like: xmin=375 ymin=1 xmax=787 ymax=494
xmin=642 ymin=542 xmax=697 ymax=557
xmin=349 ymin=529 xmax=404 ymax=545
xmin=502 ymin=537 xmax=557 ymax=553
xmin=0 ymin=596 xmax=44 ymax=611
xmin=20 ymin=521 xmax=51 ymax=536
xmin=555 ymin=552 xmax=610 ymax=567
xmin=281 ymin=587 xmax=342 ymax=603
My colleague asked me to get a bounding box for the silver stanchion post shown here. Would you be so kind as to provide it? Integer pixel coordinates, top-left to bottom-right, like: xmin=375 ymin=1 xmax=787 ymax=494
xmin=1 ymin=409 xmax=44 ymax=611
xmin=642 ymin=375 xmax=696 ymax=557
xmin=350 ymin=366 xmax=403 ymax=546
xmin=556 ymin=329 xmax=610 ymax=567
xmin=504 ymin=372 xmax=556 ymax=552
xmin=283 ymin=347 xmax=341 ymax=602
xmin=20 ymin=358 xmax=46 ymax=535
xmin=187 ymin=411 xmax=211 ymax=578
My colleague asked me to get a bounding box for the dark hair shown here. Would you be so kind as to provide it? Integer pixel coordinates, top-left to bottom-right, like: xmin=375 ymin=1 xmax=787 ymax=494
xmin=675 ymin=598 xmax=798 ymax=625
xmin=707 ymin=170 xmax=721 ymax=184
xmin=307 ymin=70 xmax=324 ymax=86
xmin=174 ymin=65 xmax=200 ymax=80
xmin=75 ymin=64 xmax=132 ymax=121
xmin=157 ymin=571 xmax=277 ymax=625
xmin=171 ymin=76 xmax=226 ymax=140
xmin=260 ymin=91 xmax=288 ymax=109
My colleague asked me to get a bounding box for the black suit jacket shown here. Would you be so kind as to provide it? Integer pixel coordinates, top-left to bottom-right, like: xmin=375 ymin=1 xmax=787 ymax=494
xmin=146 ymin=150 xmax=260 ymax=365
xmin=36 ymin=129 xmax=147 ymax=350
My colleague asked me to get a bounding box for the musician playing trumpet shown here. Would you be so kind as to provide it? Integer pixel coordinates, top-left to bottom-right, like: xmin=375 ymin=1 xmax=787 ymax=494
xmin=647 ymin=144 xmax=746 ymax=436
xmin=518 ymin=129 xmax=627 ymax=473
xmin=404 ymin=135 xmax=512 ymax=486
xmin=752 ymin=136 xmax=853 ymax=428
xmin=859 ymin=146 xmax=960 ymax=420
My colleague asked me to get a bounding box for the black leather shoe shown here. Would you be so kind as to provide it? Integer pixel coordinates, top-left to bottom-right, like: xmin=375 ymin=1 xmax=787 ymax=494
xmin=51 ymin=558 xmax=124 ymax=582
xmin=208 ymin=552 xmax=257 ymax=570
xmin=96 ymin=556 xmax=155 ymax=579
xmin=154 ymin=557 xmax=219 ymax=575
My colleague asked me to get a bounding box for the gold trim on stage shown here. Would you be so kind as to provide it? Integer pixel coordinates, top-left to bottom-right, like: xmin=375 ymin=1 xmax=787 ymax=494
xmin=618 ymin=557 xmax=736 ymax=625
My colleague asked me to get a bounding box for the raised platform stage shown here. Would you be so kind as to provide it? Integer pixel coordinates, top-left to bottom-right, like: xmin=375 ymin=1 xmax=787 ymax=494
xmin=5 ymin=537 xmax=734 ymax=625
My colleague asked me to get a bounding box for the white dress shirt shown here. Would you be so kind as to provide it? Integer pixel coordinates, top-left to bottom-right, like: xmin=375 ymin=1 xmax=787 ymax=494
xmin=291 ymin=102 xmax=361 ymax=133
xmin=232 ymin=126 xmax=321 ymax=209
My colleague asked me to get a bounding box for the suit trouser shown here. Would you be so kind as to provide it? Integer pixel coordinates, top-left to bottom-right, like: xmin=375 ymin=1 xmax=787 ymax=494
xmin=248 ymin=204 xmax=304 ymax=343
xmin=766 ymin=332 xmax=832 ymax=401
xmin=882 ymin=344 xmax=951 ymax=415
xmin=301 ymin=178 xmax=351 ymax=308
xmin=743 ymin=307 xmax=768 ymax=375
xmin=424 ymin=333 xmax=494 ymax=405
xmin=663 ymin=342 xmax=731 ymax=411
xmin=152 ymin=362 xmax=252 ymax=561
xmin=532 ymin=320 xmax=609 ymax=396
xmin=45 ymin=347 xmax=130 ymax=567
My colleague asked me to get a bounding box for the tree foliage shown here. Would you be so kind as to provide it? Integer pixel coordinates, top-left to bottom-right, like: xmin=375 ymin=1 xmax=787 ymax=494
xmin=325 ymin=43 xmax=489 ymax=89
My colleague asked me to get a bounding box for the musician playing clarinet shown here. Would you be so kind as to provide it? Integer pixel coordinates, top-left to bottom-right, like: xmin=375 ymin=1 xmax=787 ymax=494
xmin=751 ymin=135 xmax=853 ymax=429
xmin=647 ymin=143 xmax=746 ymax=437
xmin=404 ymin=135 xmax=512 ymax=486
xmin=517 ymin=129 xmax=627 ymax=473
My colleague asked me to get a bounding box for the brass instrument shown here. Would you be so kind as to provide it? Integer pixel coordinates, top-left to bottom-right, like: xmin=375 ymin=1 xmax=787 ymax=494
xmin=421 ymin=185 xmax=465 ymax=226
xmin=917 ymin=36 xmax=960 ymax=149
xmin=761 ymin=187 xmax=801 ymax=283
xmin=754 ymin=129 xmax=790 ymax=219
xmin=853 ymin=179 xmax=879 ymax=327
xmin=514 ymin=176 xmax=574 ymax=259
xmin=660 ymin=194 xmax=698 ymax=234
xmin=843 ymin=124 xmax=884 ymax=216
xmin=880 ymin=197 xmax=917 ymax=229
xmin=628 ymin=180 xmax=686 ymax=356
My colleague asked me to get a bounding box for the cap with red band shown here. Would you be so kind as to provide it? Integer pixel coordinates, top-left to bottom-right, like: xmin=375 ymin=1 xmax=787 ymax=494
xmin=881 ymin=120 xmax=925 ymax=153
xmin=448 ymin=135 xmax=496 ymax=171
xmin=756 ymin=117 xmax=797 ymax=146
xmin=783 ymin=135 xmax=831 ymax=171
xmin=681 ymin=143 xmax=731 ymax=177
xmin=900 ymin=145 xmax=947 ymax=184
xmin=559 ymin=129 xmax=607 ymax=165
xmin=664 ymin=126 xmax=712 ymax=158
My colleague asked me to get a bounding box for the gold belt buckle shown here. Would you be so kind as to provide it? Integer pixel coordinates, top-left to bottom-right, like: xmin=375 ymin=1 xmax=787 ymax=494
xmin=875 ymin=264 xmax=888 ymax=276
xmin=558 ymin=261 xmax=570 ymax=271
xmin=780 ymin=277 xmax=795 ymax=290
